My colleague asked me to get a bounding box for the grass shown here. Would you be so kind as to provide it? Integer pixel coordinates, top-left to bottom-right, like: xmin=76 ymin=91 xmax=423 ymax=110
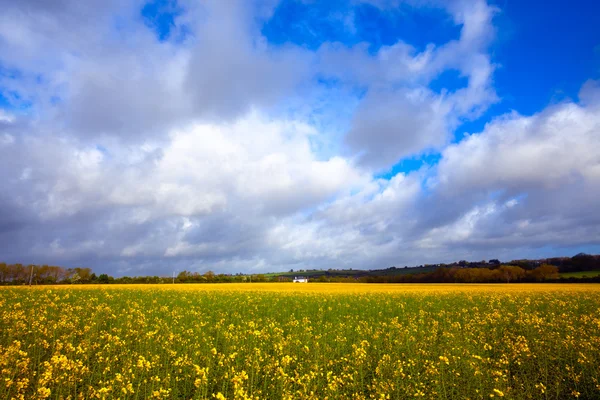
xmin=560 ymin=270 xmax=600 ymax=278
xmin=1 ymin=283 xmax=600 ymax=399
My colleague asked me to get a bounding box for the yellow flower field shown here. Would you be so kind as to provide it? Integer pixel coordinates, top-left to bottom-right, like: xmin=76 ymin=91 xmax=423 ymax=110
xmin=1 ymin=283 xmax=599 ymax=399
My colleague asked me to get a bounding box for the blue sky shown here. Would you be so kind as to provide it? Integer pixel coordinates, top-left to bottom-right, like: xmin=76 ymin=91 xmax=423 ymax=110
xmin=492 ymin=0 xmax=600 ymax=112
xmin=0 ymin=0 xmax=599 ymax=275
xmin=262 ymin=0 xmax=462 ymax=52
xmin=261 ymin=0 xmax=600 ymax=171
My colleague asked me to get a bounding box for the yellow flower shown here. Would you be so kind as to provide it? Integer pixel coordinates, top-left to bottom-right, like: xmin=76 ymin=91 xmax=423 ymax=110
xmin=37 ymin=387 xmax=51 ymax=399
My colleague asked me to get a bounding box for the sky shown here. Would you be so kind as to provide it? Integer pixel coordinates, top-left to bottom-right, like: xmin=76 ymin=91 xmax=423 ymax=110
xmin=0 ymin=0 xmax=599 ymax=276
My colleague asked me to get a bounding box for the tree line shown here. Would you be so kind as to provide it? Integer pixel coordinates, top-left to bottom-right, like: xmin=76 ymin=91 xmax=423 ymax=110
xmin=341 ymin=264 xmax=562 ymax=283
xmin=1 ymin=253 xmax=599 ymax=285
xmin=0 ymin=264 xmax=95 ymax=285
xmin=0 ymin=263 xmax=267 ymax=285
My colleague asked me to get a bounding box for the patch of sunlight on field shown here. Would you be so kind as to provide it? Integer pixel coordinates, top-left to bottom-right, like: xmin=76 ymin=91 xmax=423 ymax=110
xmin=560 ymin=270 xmax=600 ymax=278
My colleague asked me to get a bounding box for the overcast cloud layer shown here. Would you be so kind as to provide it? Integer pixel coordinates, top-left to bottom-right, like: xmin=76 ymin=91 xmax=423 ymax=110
xmin=0 ymin=0 xmax=599 ymax=276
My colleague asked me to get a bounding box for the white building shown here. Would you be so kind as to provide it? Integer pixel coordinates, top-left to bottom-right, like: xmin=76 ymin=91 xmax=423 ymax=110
xmin=293 ymin=276 xmax=308 ymax=283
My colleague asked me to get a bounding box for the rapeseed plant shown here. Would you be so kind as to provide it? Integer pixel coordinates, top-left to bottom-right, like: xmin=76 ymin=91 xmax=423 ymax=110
xmin=0 ymin=283 xmax=599 ymax=399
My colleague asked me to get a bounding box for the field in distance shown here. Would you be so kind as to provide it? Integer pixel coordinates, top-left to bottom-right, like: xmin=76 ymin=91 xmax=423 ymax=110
xmin=1 ymin=284 xmax=599 ymax=399
xmin=560 ymin=270 xmax=600 ymax=279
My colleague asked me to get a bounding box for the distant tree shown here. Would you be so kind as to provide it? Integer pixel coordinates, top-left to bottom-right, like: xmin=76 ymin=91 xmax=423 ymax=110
xmin=6 ymin=264 xmax=26 ymax=283
xmin=0 ymin=262 xmax=7 ymax=284
xmin=117 ymin=276 xmax=133 ymax=284
xmin=177 ymin=270 xmax=191 ymax=282
xmin=204 ymin=271 xmax=215 ymax=283
xmin=70 ymin=267 xmax=92 ymax=283
xmin=98 ymin=274 xmax=110 ymax=284
xmin=71 ymin=272 xmax=81 ymax=284
xmin=489 ymin=259 xmax=500 ymax=265
xmin=430 ymin=267 xmax=453 ymax=282
xmin=49 ymin=266 xmax=66 ymax=282
xmin=498 ymin=265 xmax=526 ymax=283
xmin=571 ymin=253 xmax=595 ymax=271
xmin=530 ymin=264 xmax=559 ymax=281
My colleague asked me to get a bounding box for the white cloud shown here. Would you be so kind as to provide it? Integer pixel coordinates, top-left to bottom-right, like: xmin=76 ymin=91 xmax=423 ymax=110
xmin=2 ymin=113 xmax=366 ymax=220
xmin=317 ymin=0 xmax=499 ymax=170
xmin=0 ymin=0 xmax=598 ymax=275
xmin=437 ymin=100 xmax=600 ymax=193
xmin=346 ymin=88 xmax=451 ymax=168
xmin=0 ymin=110 xmax=15 ymax=123
xmin=420 ymin=85 xmax=600 ymax=251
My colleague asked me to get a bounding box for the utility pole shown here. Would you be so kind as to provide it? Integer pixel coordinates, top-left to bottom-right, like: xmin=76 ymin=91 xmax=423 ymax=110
xmin=29 ymin=265 xmax=34 ymax=286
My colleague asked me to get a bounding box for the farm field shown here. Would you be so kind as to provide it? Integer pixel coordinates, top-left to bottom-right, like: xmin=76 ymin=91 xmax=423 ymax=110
xmin=560 ymin=270 xmax=600 ymax=279
xmin=1 ymin=284 xmax=599 ymax=399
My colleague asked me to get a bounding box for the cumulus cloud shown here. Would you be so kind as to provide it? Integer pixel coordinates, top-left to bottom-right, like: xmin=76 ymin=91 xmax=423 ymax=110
xmin=0 ymin=0 xmax=312 ymax=142
xmin=2 ymin=115 xmax=365 ymax=219
xmin=317 ymin=0 xmax=498 ymax=170
xmin=346 ymin=88 xmax=450 ymax=168
xmin=245 ymin=82 xmax=600 ymax=270
xmin=437 ymin=95 xmax=600 ymax=193
xmin=0 ymin=113 xmax=369 ymax=273
xmin=0 ymin=0 xmax=598 ymax=275
xmin=184 ymin=1 xmax=312 ymax=120
xmin=423 ymin=83 xmax=600 ymax=252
